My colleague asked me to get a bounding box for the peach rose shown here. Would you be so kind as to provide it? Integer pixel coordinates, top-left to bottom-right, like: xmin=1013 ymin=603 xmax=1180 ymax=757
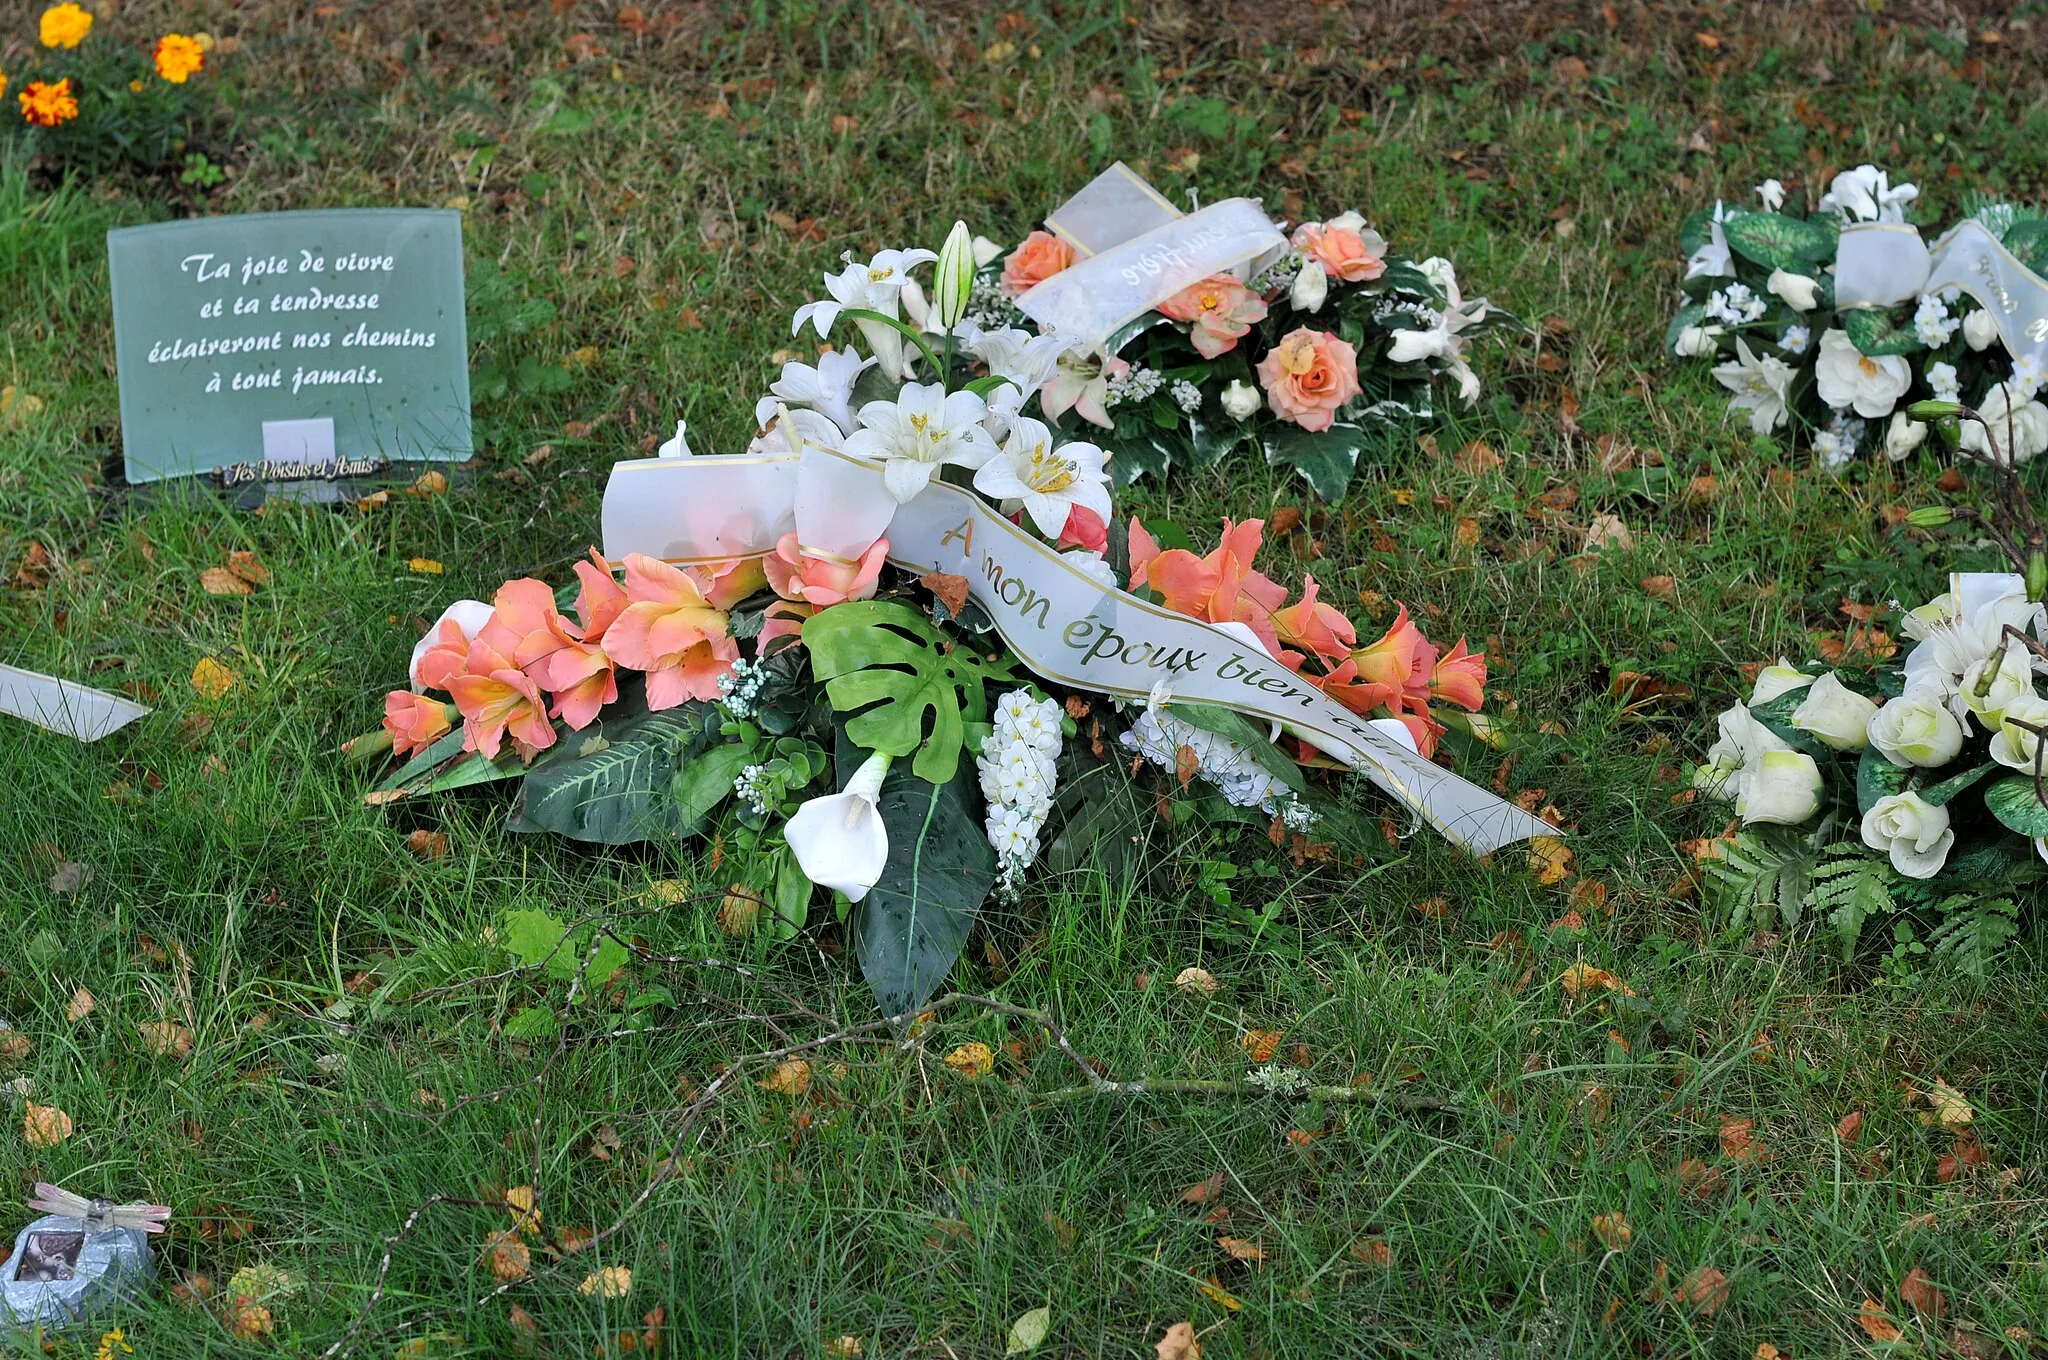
xmin=1255 ymin=328 xmax=1361 ymax=432
xmin=1001 ymin=230 xmax=1074 ymax=297
xmin=1291 ymin=221 xmax=1387 ymax=283
xmin=1159 ymin=274 xmax=1267 ymax=359
xmin=764 ymin=532 xmax=887 ymax=609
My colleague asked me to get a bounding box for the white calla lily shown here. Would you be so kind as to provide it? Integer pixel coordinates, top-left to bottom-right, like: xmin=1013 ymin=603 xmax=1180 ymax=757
xmin=409 ymin=599 xmax=494 ymax=691
xmin=785 ymin=751 xmax=894 ymax=902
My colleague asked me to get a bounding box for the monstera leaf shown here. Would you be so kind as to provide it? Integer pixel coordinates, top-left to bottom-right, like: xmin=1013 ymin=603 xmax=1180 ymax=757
xmin=840 ymin=731 xmax=997 ymax=1019
xmin=804 ymin=601 xmax=1012 ymax=784
xmin=510 ymin=689 xmax=716 ymax=844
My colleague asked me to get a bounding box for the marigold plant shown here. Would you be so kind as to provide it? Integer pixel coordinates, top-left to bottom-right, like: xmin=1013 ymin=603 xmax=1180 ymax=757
xmin=154 ymin=33 xmax=205 ymax=83
xmin=39 ymin=4 xmax=93 ymax=49
xmin=4 ymin=7 xmax=224 ymax=177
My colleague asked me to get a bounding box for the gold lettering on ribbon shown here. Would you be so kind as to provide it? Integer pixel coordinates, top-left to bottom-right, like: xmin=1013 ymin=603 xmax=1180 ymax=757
xmin=938 ymin=517 xmax=975 ymax=557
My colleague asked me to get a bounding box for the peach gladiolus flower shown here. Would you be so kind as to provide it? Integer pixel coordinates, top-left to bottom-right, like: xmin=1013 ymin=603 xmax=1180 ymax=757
xmin=1270 ymin=575 xmax=1357 ymax=665
xmin=383 ymin=691 xmax=454 ymax=756
xmin=1350 ymin=604 xmax=1436 ymax=702
xmin=1256 ymin=328 xmax=1361 ymax=433
xmin=759 ymin=600 xmax=812 ymax=651
xmin=1127 ymin=518 xmax=1163 ymax=592
xmin=571 ymin=550 xmax=629 ymax=641
xmin=604 ymin=554 xmax=737 ymax=710
xmin=1291 ymin=221 xmax=1388 ymax=283
xmin=1308 ymin=658 xmax=1399 ymax=718
xmin=477 ymin=578 xmax=580 ymax=670
xmin=1430 ymin=637 xmax=1488 ymax=710
xmin=765 ymin=532 xmax=887 ymax=609
xmin=414 ymin=617 xmax=476 ymax=693
xmin=448 ymin=638 xmax=557 ymax=761
xmin=702 ymin=556 xmax=769 ymax=610
xmin=1158 ymin=274 xmax=1268 ymax=359
xmin=1144 ymin=518 xmax=1287 ymax=650
xmin=1000 ymin=229 xmax=1074 ymax=297
xmin=537 ymin=640 xmax=617 ymax=731
xmin=1394 ymin=709 xmax=1446 ymax=759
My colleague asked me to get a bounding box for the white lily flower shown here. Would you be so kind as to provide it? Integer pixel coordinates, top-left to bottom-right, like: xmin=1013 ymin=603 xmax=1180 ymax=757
xmin=970 ymin=234 xmax=1004 ymax=267
xmin=753 ymin=348 xmax=877 ymax=437
xmin=746 ymin=404 xmax=844 ymax=459
xmin=1755 ymin=179 xmax=1786 ymax=211
xmin=791 ymin=248 xmax=938 ymax=381
xmin=1685 ymin=201 xmax=1735 ymax=280
xmin=1711 ymin=338 xmax=1796 ymax=433
xmin=1958 ymin=382 xmax=2048 ymax=465
xmin=1815 ymin=328 xmax=1912 ymax=420
xmin=1387 ymin=324 xmax=1451 ymax=364
xmin=1885 ymin=411 xmax=1927 ymax=461
xmin=842 ymin=382 xmax=998 ymax=503
xmin=1901 ymin=574 xmax=2048 ymax=702
xmin=961 ymin=321 xmax=1066 ymax=397
xmin=409 ymin=599 xmax=494 ymax=691
xmin=1040 ymin=347 xmax=1120 ymax=431
xmin=971 ymin=415 xmax=1111 ymax=539
xmin=1674 ymin=324 xmax=1723 ymax=357
xmin=785 ymin=751 xmax=894 ymax=902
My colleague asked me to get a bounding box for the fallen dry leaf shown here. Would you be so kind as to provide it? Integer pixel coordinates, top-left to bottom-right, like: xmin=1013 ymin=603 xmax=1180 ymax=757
xmin=504 ymin=1185 xmax=541 ymax=1238
xmin=230 ymin=1301 xmax=273 ymax=1339
xmin=921 ymin=571 xmax=970 ymax=617
xmin=1899 ymin=1267 xmax=1947 ymax=1318
xmin=1559 ymin=963 xmax=1636 ymax=999
xmin=1859 ymin=1298 xmax=1904 ymax=1342
xmin=1640 ymin=575 xmax=1677 ymax=599
xmin=1676 ymin=1265 xmax=1730 ymax=1315
xmin=406 ymin=829 xmax=450 ymax=860
xmin=1528 ymin=836 xmax=1574 ymax=885
xmin=1217 ymin=1236 xmax=1267 ymax=1264
xmin=1453 ymin=440 xmax=1504 ymax=474
xmin=1154 ymin=1324 xmax=1201 ymax=1360
xmin=943 ymin=1042 xmax=995 ymax=1080
xmin=1584 ymin=513 xmax=1634 ymax=552
xmin=1591 ymin=1211 xmax=1632 ymax=1251
xmin=1180 ymin=1171 xmax=1227 ymax=1204
xmin=24 ymin=1102 xmax=72 ymax=1147
xmin=1195 ymin=1275 xmax=1241 ymax=1311
xmin=408 ymin=557 xmax=445 ymax=575
xmin=1349 ymin=1237 xmax=1392 ymax=1266
xmin=758 ymin=1058 xmax=812 ymax=1096
xmin=1719 ymin=1115 xmax=1758 ymax=1163
xmin=1173 ymin=967 xmax=1219 ymax=998
xmin=485 ymin=1231 xmax=531 ymax=1283
xmin=66 ymin=988 xmax=96 ymax=1023
xmin=1836 ymin=1110 xmax=1865 ymax=1143
xmin=1242 ymin=1029 xmax=1283 ymax=1063
xmin=200 ymin=566 xmax=253 ymax=596
xmin=190 ymin=656 xmax=237 ymax=701
xmin=225 ymin=549 xmax=269 ymax=586
xmin=824 ymin=1337 xmax=863 ymax=1358
xmin=1927 ymin=1078 xmax=1973 ymax=1127
xmin=139 ymin=1021 xmax=194 ymax=1059
xmin=579 ymin=1266 xmax=633 ymax=1299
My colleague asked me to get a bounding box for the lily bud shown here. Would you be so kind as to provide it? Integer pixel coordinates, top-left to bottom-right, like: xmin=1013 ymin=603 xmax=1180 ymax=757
xmin=1905 ymin=506 xmax=1953 ymax=528
xmin=2029 ymin=550 xmax=2048 ymax=603
xmin=1906 ymin=399 xmax=1963 ymax=421
xmin=934 ymin=219 xmax=975 ymax=329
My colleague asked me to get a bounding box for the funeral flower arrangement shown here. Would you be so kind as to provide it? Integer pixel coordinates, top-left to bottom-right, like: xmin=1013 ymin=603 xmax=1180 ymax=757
xmin=1670 ymin=165 xmax=2048 ymax=469
xmin=945 ymin=210 xmax=1516 ymax=502
xmin=1696 ymin=399 xmax=2048 ymax=976
xmin=352 ymin=223 xmax=1521 ymax=1016
xmin=3 ymin=4 xmax=218 ymax=178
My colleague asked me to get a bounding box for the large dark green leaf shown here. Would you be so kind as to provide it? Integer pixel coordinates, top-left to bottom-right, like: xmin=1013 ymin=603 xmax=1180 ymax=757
xmin=1918 ymin=763 xmax=1995 ymax=808
xmin=1721 ymin=211 xmax=1834 ymax=269
xmin=1856 ymin=743 xmax=1908 ymax=814
xmin=842 ymin=732 xmax=997 ymax=1019
xmin=1984 ymin=775 xmax=2048 ymax=836
xmin=1748 ymin=691 xmax=1831 ymax=761
xmin=1260 ymin=421 xmax=1365 ymax=502
xmin=1841 ymin=307 xmax=1926 ymax=357
xmin=510 ymin=699 xmax=715 ymax=844
xmin=1185 ymin=413 xmax=1241 ymax=472
xmin=2003 ymin=219 xmax=2048 ymax=274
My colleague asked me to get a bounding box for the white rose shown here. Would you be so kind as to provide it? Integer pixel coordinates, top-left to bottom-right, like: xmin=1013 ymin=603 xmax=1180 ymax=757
xmin=1694 ymin=701 xmax=1791 ymax=800
xmin=1987 ymin=695 xmax=2048 ymax=772
xmin=1860 ymin=792 xmax=1954 ymax=879
xmin=1959 ymin=646 xmax=2035 ymax=730
xmin=1766 ymin=267 xmax=1821 ymax=312
xmin=1814 ymin=328 xmax=1913 ymax=419
xmin=1736 ymin=749 xmax=1823 ymax=826
xmin=1884 ymin=410 xmax=1927 ymax=461
xmin=1790 ymin=672 xmax=1878 ymax=750
xmin=1749 ymin=659 xmax=1815 ymax=705
xmin=1675 ymin=324 xmax=1724 ymax=357
xmin=1220 ymin=379 xmax=1262 ymax=422
xmin=1289 ymin=259 xmax=1328 ymax=313
xmin=1868 ymin=692 xmax=1966 ymax=767
xmin=1958 ymin=382 xmax=2048 ymax=465
xmin=1963 ymin=308 xmax=2000 ymax=351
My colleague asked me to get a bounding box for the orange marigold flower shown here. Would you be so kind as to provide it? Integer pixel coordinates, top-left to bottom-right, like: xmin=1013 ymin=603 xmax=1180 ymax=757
xmin=19 ymin=78 xmax=79 ymax=128
xmin=154 ymin=32 xmax=205 ymax=83
xmin=40 ymin=3 xmax=94 ymax=50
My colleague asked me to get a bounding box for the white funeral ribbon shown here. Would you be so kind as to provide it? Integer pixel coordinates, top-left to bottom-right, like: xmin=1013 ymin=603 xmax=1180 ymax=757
xmin=1014 ymin=197 xmax=1288 ymax=344
xmin=0 ymin=664 xmax=151 ymax=742
xmin=601 ymin=448 xmax=1555 ymax=856
xmin=1837 ymin=220 xmax=2048 ymax=364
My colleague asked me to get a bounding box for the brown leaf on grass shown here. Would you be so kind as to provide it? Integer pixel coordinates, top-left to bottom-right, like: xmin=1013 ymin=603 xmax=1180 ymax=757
xmin=0 ymin=1032 xmax=31 ymax=1062
xmin=555 ymin=1225 xmax=595 ymax=1254
xmin=11 ymin=540 xmax=51 ymax=590
xmin=921 ymin=571 xmax=970 ymax=617
xmin=758 ymin=1058 xmax=812 ymax=1095
xmin=1241 ymin=1030 xmax=1283 ymax=1063
xmin=1180 ymin=1171 xmax=1227 ymax=1205
xmin=1591 ymin=1211 xmax=1632 ymax=1251
xmin=1155 ymin=1321 xmax=1202 ymax=1359
xmin=225 ymin=550 xmax=270 ymax=587
xmin=1719 ymin=1115 xmax=1758 ymax=1162
xmin=484 ymin=1231 xmax=531 ymax=1283
xmin=407 ymin=830 xmax=450 ymax=860
xmin=579 ymin=1266 xmax=633 ymax=1298
xmin=1640 ymin=575 xmax=1677 ymax=599
xmin=1349 ymin=1236 xmax=1393 ymax=1266
xmin=200 ymin=566 xmax=253 ymax=596
xmin=1453 ymin=440 xmax=1504 ymax=474
xmin=507 ymin=1304 xmax=541 ymax=1346
xmin=24 ymin=1102 xmax=72 ymax=1147
xmin=1927 ymin=1078 xmax=1973 ymax=1126
xmin=66 ymin=988 xmax=96 ymax=1023
xmin=1173 ymin=967 xmax=1219 ymax=998
xmin=1529 ymin=837 xmax=1574 ymax=885
xmin=1197 ymin=1274 xmax=1242 ymax=1310
xmin=1559 ymin=963 xmax=1635 ymax=999
xmin=190 ymin=657 xmax=237 ymax=700
xmin=1675 ymin=1266 xmax=1729 ymax=1315
xmin=1217 ymin=1236 xmax=1267 ymax=1263
xmin=1836 ymin=1110 xmax=1865 ymax=1143
xmin=1677 ymin=1157 xmax=1726 ymax=1201
xmin=1174 ymin=744 xmax=1200 ymax=789
xmin=1579 ymin=1083 xmax=1613 ymax=1125
xmin=1899 ymin=1267 xmax=1947 ymax=1318
xmin=1584 ymin=513 xmax=1634 ymax=552
xmin=588 ymin=1122 xmax=621 ymax=1159
xmin=1609 ymin=671 xmax=1694 ymax=706
xmin=1858 ymin=1298 xmax=1904 ymax=1342
xmin=1413 ymin=896 xmax=1453 ymax=919
xmin=139 ymin=1021 xmax=194 ymax=1059
xmin=504 ymin=1185 xmax=541 ymax=1239
xmin=1268 ymin=506 xmax=1304 ymax=537
xmin=230 ymin=1301 xmax=274 ymax=1339
xmin=943 ymin=1042 xmax=995 ymax=1080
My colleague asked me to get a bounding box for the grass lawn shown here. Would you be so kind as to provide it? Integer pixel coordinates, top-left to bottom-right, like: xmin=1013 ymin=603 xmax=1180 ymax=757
xmin=5 ymin=1 xmax=2048 ymax=1354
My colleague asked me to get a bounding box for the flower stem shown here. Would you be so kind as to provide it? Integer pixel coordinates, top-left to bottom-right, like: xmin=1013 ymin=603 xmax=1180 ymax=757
xmin=839 ymin=307 xmax=943 ymax=385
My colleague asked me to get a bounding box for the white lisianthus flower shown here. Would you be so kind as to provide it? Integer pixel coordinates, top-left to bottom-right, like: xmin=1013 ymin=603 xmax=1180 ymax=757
xmin=1711 ymin=338 xmax=1796 ymax=433
xmin=1963 ymin=308 xmax=2000 ymax=351
xmin=1755 ymin=178 xmax=1786 ymax=211
xmin=1814 ymin=328 xmax=1913 ymax=419
xmin=1790 ymin=672 xmax=1878 ymax=750
xmin=1674 ymin=324 xmax=1723 ymax=357
xmin=753 ymin=348 xmax=877 ymax=436
xmin=1779 ymin=324 xmax=1812 ymax=355
xmin=842 ymin=382 xmax=998 ymax=502
xmin=1868 ymin=691 xmax=1966 ymax=768
xmin=1987 ymin=695 xmax=2048 ymax=772
xmin=1685 ymin=201 xmax=1735 ymax=280
xmin=1750 ymin=659 xmax=1815 ymax=705
xmin=1767 ymin=268 xmax=1821 ymax=312
xmin=785 ymin=751 xmax=893 ymax=902
xmin=971 ymin=235 xmax=1005 ymax=267
xmin=1220 ymin=379 xmax=1262 ymax=421
xmin=1959 ymin=645 xmax=2035 ymax=730
xmin=1957 ymin=382 xmax=2048 ymax=465
xmin=1289 ymin=259 xmax=1328 ymax=312
xmin=971 ymin=415 xmax=1111 ymax=539
xmin=1737 ymin=749 xmax=1823 ymax=826
xmin=1884 ymin=410 xmax=1928 ymax=461
xmin=1818 ymin=164 xmax=1917 ymax=223
xmin=1860 ymin=792 xmax=1954 ymax=879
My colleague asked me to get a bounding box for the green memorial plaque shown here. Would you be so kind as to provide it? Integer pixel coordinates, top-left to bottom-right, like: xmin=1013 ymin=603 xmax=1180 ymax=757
xmin=107 ymin=208 xmax=471 ymax=484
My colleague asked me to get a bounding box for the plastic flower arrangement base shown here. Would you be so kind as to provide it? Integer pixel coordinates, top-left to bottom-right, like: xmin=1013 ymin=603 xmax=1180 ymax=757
xmin=1 ymin=1215 xmax=153 ymax=1329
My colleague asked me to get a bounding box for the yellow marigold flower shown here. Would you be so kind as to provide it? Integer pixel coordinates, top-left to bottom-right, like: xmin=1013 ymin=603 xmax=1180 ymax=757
xmin=19 ymin=78 xmax=79 ymax=128
xmin=39 ymin=3 xmax=94 ymax=50
xmin=154 ymin=32 xmax=205 ymax=83
xmin=0 ymin=74 xmax=9 ymax=104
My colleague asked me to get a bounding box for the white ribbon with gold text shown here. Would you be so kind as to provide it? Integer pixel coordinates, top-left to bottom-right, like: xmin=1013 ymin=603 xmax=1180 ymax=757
xmin=603 ymin=450 xmax=1554 ymax=856
xmin=1837 ymin=220 xmax=2048 ymax=365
